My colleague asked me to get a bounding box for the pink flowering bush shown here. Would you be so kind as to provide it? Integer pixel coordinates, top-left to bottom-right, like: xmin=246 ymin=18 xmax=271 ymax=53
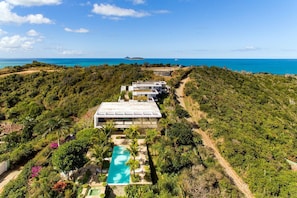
xmin=31 ymin=166 xmax=42 ymax=178
xmin=50 ymin=142 xmax=59 ymax=149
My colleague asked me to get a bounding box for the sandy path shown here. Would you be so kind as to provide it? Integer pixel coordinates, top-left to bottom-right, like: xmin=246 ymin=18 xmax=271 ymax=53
xmin=176 ymin=77 xmax=254 ymax=198
xmin=0 ymin=69 xmax=57 ymax=78
xmin=0 ymin=166 xmax=23 ymax=193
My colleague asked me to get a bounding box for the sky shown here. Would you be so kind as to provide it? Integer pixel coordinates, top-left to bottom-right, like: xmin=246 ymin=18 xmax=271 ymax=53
xmin=0 ymin=0 xmax=297 ymax=58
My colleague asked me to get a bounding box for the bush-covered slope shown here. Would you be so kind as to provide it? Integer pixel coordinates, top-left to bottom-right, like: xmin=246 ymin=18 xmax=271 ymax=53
xmin=0 ymin=64 xmax=152 ymax=163
xmin=1 ymin=64 xmax=150 ymax=119
xmin=185 ymin=66 xmax=297 ymax=197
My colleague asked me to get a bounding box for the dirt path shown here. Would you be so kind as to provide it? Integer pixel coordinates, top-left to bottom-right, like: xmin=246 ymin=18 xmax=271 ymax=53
xmin=0 ymin=69 xmax=57 ymax=78
xmin=0 ymin=166 xmax=23 ymax=193
xmin=176 ymin=77 xmax=254 ymax=198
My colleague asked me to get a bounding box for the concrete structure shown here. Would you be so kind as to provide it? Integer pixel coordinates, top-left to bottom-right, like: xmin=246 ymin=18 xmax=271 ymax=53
xmin=120 ymin=81 xmax=168 ymax=101
xmin=0 ymin=160 xmax=9 ymax=176
xmin=94 ymin=101 xmax=162 ymax=129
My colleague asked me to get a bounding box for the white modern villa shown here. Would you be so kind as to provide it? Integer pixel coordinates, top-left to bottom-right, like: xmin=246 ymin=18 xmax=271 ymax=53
xmin=120 ymin=81 xmax=168 ymax=101
xmin=94 ymin=101 xmax=162 ymax=129
xmin=94 ymin=81 xmax=167 ymax=129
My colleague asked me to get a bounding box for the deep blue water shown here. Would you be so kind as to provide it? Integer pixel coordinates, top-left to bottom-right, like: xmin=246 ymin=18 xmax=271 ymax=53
xmin=1 ymin=58 xmax=297 ymax=74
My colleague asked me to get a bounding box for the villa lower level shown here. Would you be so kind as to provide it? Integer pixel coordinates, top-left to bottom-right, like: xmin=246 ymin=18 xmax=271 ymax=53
xmin=94 ymin=101 xmax=162 ymax=129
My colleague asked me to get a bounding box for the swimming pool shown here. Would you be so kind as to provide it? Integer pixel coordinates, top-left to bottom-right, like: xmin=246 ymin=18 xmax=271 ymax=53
xmin=107 ymin=146 xmax=130 ymax=185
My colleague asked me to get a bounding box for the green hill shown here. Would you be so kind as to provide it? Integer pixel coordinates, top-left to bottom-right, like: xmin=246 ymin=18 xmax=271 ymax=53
xmin=185 ymin=66 xmax=297 ymax=197
xmin=0 ymin=64 xmax=244 ymax=197
xmin=0 ymin=64 xmax=152 ymax=162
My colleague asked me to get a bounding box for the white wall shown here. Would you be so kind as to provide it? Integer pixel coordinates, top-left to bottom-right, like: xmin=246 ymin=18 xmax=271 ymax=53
xmin=0 ymin=160 xmax=9 ymax=176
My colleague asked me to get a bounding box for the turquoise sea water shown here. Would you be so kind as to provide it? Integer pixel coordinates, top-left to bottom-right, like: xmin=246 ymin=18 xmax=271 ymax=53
xmin=1 ymin=58 xmax=297 ymax=74
xmin=107 ymin=146 xmax=130 ymax=185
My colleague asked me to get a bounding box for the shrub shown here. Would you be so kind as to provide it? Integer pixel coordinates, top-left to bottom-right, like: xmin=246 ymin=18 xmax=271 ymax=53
xmin=131 ymin=174 xmax=141 ymax=182
xmin=50 ymin=142 xmax=59 ymax=149
xmin=31 ymin=166 xmax=42 ymax=178
xmin=167 ymin=122 xmax=193 ymax=145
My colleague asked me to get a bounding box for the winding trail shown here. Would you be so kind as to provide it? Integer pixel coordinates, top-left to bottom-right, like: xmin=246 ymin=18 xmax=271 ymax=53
xmin=176 ymin=77 xmax=254 ymax=198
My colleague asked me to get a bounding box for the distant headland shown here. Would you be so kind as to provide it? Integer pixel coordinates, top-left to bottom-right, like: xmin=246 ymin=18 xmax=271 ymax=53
xmin=124 ymin=56 xmax=144 ymax=60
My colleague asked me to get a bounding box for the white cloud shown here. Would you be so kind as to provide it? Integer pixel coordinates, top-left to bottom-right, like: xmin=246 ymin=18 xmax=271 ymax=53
xmin=235 ymin=46 xmax=261 ymax=52
xmin=0 ymin=29 xmax=8 ymax=35
xmin=0 ymin=35 xmax=35 ymax=50
xmin=27 ymin=29 xmax=39 ymax=36
xmin=60 ymin=50 xmax=83 ymax=56
xmin=153 ymin=10 xmax=170 ymax=14
xmin=0 ymin=1 xmax=53 ymax=24
xmin=92 ymin=3 xmax=149 ymax=18
xmin=132 ymin=0 xmax=145 ymax=5
xmin=244 ymin=46 xmax=257 ymax=50
xmin=5 ymin=0 xmax=62 ymax=6
xmin=26 ymin=14 xmax=52 ymax=24
xmin=64 ymin=27 xmax=89 ymax=33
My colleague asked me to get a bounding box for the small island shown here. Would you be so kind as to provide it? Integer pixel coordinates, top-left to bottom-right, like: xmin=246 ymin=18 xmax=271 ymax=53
xmin=125 ymin=56 xmax=144 ymax=60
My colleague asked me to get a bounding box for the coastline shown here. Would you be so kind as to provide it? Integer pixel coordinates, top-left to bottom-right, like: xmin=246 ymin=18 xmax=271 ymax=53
xmin=1 ymin=58 xmax=297 ymax=74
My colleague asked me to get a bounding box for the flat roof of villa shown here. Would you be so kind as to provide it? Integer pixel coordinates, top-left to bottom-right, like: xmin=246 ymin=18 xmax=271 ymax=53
xmin=132 ymin=81 xmax=166 ymax=86
xmin=95 ymin=102 xmax=162 ymax=118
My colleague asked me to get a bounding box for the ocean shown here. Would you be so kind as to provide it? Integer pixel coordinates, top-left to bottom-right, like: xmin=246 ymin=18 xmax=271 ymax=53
xmin=0 ymin=58 xmax=297 ymax=75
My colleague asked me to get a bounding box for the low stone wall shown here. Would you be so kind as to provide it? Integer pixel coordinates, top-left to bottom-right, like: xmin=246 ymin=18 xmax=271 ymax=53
xmin=0 ymin=160 xmax=9 ymax=176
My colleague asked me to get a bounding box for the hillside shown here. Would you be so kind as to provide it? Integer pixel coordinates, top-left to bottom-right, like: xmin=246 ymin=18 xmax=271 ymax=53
xmin=185 ymin=66 xmax=297 ymax=197
xmin=0 ymin=64 xmax=245 ymax=197
xmin=0 ymin=64 xmax=153 ymax=162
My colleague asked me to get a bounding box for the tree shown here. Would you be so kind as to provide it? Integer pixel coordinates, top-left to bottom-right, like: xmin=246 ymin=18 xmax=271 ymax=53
xmin=126 ymin=158 xmax=140 ymax=177
xmin=175 ymin=105 xmax=190 ymax=119
xmin=167 ymin=122 xmax=193 ymax=145
xmin=100 ymin=121 xmax=114 ymax=137
xmin=43 ymin=117 xmax=70 ymax=146
xmin=4 ymin=131 xmax=21 ymax=149
xmin=52 ymin=140 xmax=88 ymax=178
xmin=21 ymin=116 xmax=35 ymax=142
xmin=145 ymin=129 xmax=160 ymax=145
xmin=90 ymin=144 xmax=109 ymax=175
xmin=29 ymin=167 xmax=61 ymax=198
xmin=124 ymin=125 xmax=140 ymax=139
xmin=76 ymin=128 xmax=99 ymax=138
xmin=127 ymin=139 xmax=139 ymax=160
xmin=157 ymin=174 xmax=183 ymax=197
xmin=125 ymin=185 xmax=154 ymax=198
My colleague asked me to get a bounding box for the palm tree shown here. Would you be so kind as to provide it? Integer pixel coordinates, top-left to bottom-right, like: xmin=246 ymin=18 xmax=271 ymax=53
xmin=124 ymin=125 xmax=140 ymax=139
xmin=91 ymin=130 xmax=108 ymax=146
xmin=43 ymin=116 xmax=70 ymax=146
xmin=57 ymin=123 xmax=70 ymax=146
xmin=127 ymin=139 xmax=139 ymax=160
xmin=126 ymin=158 xmax=140 ymax=178
xmin=91 ymin=144 xmax=109 ymax=175
xmin=150 ymin=140 xmax=164 ymax=156
xmin=145 ymin=129 xmax=160 ymax=145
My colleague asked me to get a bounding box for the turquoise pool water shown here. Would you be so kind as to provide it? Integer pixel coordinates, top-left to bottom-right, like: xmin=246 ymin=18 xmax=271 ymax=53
xmin=107 ymin=146 xmax=130 ymax=185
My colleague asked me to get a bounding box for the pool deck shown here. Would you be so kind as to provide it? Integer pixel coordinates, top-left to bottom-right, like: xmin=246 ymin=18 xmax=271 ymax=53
xmin=83 ymin=135 xmax=151 ymax=198
xmin=111 ymin=135 xmax=152 ymax=185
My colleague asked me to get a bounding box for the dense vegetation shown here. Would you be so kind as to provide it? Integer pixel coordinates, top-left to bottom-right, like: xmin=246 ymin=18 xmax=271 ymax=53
xmin=0 ymin=64 xmax=242 ymax=197
xmin=0 ymin=63 xmax=152 ymax=197
xmin=122 ymin=68 xmax=242 ymax=197
xmin=185 ymin=66 xmax=297 ymax=197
